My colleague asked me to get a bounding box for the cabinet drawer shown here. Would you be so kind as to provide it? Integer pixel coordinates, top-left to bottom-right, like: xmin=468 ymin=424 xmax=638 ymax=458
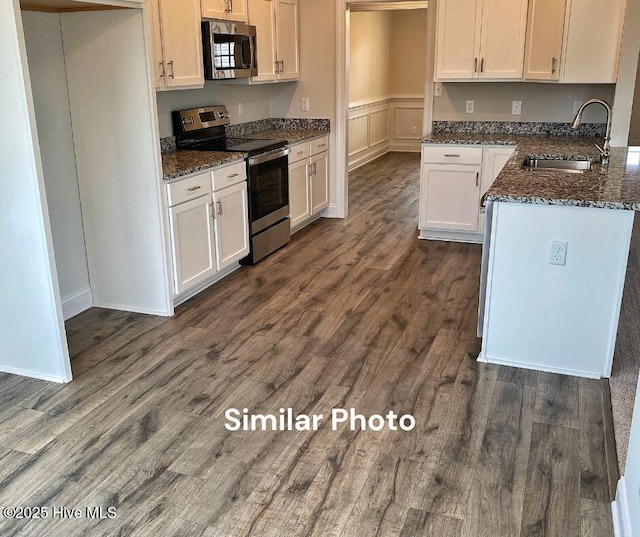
xmin=212 ymin=161 xmax=247 ymax=191
xmin=310 ymin=136 xmax=329 ymax=155
xmin=167 ymin=172 xmax=212 ymax=207
xmin=289 ymin=142 xmax=311 ymax=163
xmin=422 ymin=146 xmax=483 ymax=165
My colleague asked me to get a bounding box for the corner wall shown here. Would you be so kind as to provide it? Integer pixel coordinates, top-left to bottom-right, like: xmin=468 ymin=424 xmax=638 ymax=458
xmin=0 ymin=0 xmax=71 ymax=382
xmin=22 ymin=11 xmax=92 ymax=319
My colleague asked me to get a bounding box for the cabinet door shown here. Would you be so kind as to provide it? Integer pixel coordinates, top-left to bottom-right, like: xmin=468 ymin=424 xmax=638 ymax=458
xmin=289 ymin=159 xmax=310 ymax=229
xmin=228 ymin=0 xmax=248 ymax=22
xmin=212 ymin=182 xmax=250 ymax=271
xmin=249 ymin=0 xmax=278 ymax=82
xmin=159 ymin=0 xmax=204 ymax=88
xmin=479 ymin=0 xmax=528 ymax=79
xmin=435 ymin=0 xmax=483 ymax=80
xmin=420 ymin=164 xmax=481 ymax=232
xmin=561 ymin=0 xmax=626 ymax=83
xmin=149 ymin=0 xmax=166 ymax=89
xmin=310 ymin=152 xmax=329 ymax=215
xmin=275 ymin=0 xmax=299 ymax=80
xmin=201 ymin=0 xmax=227 ymax=20
xmin=169 ymin=196 xmax=217 ymax=295
xmin=523 ymin=0 xmax=567 ymax=81
xmin=478 ymin=147 xmax=513 ymax=234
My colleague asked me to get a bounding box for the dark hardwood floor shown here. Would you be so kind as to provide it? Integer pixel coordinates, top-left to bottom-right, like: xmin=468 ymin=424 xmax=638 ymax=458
xmin=0 ymin=152 xmax=614 ymax=536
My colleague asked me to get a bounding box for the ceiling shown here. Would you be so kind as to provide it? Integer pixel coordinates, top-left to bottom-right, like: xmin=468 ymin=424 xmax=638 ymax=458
xmin=20 ymin=0 xmax=125 ymax=12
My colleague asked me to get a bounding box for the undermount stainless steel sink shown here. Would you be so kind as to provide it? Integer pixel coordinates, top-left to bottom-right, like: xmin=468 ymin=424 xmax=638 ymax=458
xmin=521 ymin=156 xmax=593 ymax=173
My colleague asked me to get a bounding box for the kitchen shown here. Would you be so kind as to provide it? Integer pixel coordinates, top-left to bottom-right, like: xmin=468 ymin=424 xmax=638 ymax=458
xmin=2 ymin=0 xmax=640 ymax=534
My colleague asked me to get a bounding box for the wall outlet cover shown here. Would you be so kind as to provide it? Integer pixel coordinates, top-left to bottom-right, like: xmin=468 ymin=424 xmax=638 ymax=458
xmin=512 ymin=100 xmax=522 ymax=115
xmin=549 ymin=240 xmax=568 ymax=266
xmin=301 ymin=97 xmax=310 ymax=112
xmin=434 ymin=82 xmax=443 ymax=97
xmin=466 ymin=100 xmax=474 ymax=114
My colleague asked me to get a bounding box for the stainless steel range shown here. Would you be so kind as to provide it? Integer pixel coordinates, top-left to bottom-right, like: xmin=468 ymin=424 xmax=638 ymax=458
xmin=173 ymin=105 xmax=290 ymax=264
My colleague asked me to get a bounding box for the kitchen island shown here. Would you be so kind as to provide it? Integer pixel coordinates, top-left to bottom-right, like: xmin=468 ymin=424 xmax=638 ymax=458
xmin=479 ymin=142 xmax=640 ymax=378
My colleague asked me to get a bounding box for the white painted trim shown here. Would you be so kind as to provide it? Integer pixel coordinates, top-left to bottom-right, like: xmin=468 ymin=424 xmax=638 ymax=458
xmin=349 ymin=144 xmax=389 ymax=171
xmin=351 ymin=1 xmax=428 ymax=12
xmin=477 ymin=353 xmax=602 ymax=380
xmin=62 ymin=287 xmax=93 ymax=320
xmin=419 ymin=229 xmax=482 ymax=243
xmin=291 ymin=214 xmax=322 ymax=235
xmin=389 ymin=142 xmax=421 ymax=152
xmin=0 ymin=364 xmax=67 ymax=384
xmin=91 ymin=301 xmax=170 ymax=317
xmin=612 ymin=477 xmax=633 ymax=537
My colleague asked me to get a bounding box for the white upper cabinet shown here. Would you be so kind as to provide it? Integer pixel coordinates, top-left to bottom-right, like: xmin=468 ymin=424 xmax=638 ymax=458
xmin=435 ymin=0 xmax=527 ymax=81
xmin=202 ymin=0 xmax=249 ymax=22
xmin=560 ymin=0 xmax=626 ymax=83
xmin=523 ymin=0 xmax=567 ymax=81
xmin=151 ymin=0 xmax=204 ymax=90
xmin=248 ymin=0 xmax=299 ymax=83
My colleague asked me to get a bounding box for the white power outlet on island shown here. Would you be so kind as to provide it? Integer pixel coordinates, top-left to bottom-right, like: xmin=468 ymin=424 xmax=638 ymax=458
xmin=512 ymin=100 xmax=522 ymax=115
xmin=466 ymin=100 xmax=474 ymax=114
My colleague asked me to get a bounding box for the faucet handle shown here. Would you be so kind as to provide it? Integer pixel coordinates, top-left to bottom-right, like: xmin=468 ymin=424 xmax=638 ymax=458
xmin=595 ymin=143 xmax=606 ymax=156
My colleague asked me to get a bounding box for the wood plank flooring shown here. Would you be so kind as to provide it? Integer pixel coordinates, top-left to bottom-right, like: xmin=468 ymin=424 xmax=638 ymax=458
xmin=0 ymin=152 xmax=614 ymax=536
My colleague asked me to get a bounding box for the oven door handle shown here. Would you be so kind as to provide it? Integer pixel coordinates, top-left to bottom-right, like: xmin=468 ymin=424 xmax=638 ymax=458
xmin=248 ymin=147 xmax=290 ymax=167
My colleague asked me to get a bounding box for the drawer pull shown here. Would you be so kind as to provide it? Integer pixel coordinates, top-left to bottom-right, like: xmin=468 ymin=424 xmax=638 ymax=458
xmin=297 ymin=151 xmax=305 ymax=155
xmin=444 ymin=154 xmax=461 ymax=158
xmin=187 ymin=185 xmax=202 ymax=192
xmin=216 ymin=201 xmax=223 ymax=216
xmin=227 ymin=173 xmax=240 ymax=179
xmin=318 ymin=144 xmax=327 ymax=148
xmin=476 ymin=172 xmax=479 ymax=187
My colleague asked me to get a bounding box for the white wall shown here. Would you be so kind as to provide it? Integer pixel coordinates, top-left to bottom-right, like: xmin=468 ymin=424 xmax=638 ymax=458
xmin=0 ymin=0 xmax=71 ymax=383
xmin=349 ymin=11 xmax=393 ymax=103
xmin=156 ymin=82 xmax=277 ymax=138
xmin=434 ymin=82 xmax=615 ymax=123
xmin=22 ymin=11 xmax=92 ymax=318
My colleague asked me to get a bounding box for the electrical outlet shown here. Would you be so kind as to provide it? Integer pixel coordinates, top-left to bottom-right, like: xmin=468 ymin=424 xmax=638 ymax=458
xmin=573 ymin=101 xmax=583 ymax=114
xmin=512 ymin=100 xmax=522 ymax=115
xmin=434 ymin=82 xmax=443 ymax=97
xmin=238 ymin=102 xmax=244 ymax=116
xmin=411 ymin=126 xmax=418 ymax=135
xmin=466 ymin=100 xmax=475 ymax=114
xmin=549 ymin=241 xmax=568 ymax=266
xmin=301 ymin=97 xmax=310 ymax=112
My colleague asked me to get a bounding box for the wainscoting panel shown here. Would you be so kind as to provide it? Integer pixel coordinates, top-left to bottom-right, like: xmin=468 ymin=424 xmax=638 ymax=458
xmin=348 ymin=96 xmax=423 ymax=171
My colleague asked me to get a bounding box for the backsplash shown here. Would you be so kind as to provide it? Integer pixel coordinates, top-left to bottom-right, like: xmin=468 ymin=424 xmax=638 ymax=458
xmin=433 ymin=121 xmax=606 ymax=138
xmin=225 ymin=118 xmax=331 ymax=138
xmin=160 ymin=118 xmax=331 ymax=154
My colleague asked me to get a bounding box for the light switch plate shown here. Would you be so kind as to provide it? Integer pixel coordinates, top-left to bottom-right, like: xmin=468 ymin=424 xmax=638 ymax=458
xmin=466 ymin=100 xmax=474 ymax=114
xmin=301 ymin=98 xmax=310 ymax=112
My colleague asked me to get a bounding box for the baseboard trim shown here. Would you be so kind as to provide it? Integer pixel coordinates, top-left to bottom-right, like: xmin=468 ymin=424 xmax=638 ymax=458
xmin=91 ymin=301 xmax=171 ymax=317
xmin=173 ymin=263 xmax=242 ymax=307
xmin=419 ymin=228 xmax=483 ymax=244
xmin=349 ymin=144 xmax=389 ymax=171
xmin=612 ymin=477 xmax=633 ymax=537
xmin=0 ymin=365 xmax=67 ymax=384
xmin=62 ymin=287 xmax=93 ymax=320
xmin=602 ymin=379 xmax=621 ymax=500
xmin=389 ymin=142 xmax=421 ymax=153
xmin=477 ymin=353 xmax=602 ymax=379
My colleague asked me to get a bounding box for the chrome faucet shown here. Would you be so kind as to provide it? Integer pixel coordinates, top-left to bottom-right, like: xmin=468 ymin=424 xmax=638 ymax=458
xmin=571 ymin=98 xmax=612 ymax=166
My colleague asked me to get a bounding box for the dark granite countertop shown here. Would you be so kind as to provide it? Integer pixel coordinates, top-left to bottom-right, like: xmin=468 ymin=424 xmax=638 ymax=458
xmin=162 ymin=151 xmax=246 ymax=182
xmin=422 ymin=133 xmax=640 ymax=211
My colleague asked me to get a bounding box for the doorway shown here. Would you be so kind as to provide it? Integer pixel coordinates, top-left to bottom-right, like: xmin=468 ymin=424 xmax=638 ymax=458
xmin=335 ymin=0 xmax=435 ymax=218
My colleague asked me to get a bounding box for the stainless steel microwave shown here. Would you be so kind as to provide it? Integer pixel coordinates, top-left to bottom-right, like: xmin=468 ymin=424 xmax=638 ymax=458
xmin=202 ymin=20 xmax=258 ymax=80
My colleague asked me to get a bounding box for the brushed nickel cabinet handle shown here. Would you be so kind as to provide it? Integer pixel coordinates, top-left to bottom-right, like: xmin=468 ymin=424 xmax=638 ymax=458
xmin=279 ymin=60 xmax=284 ymax=73
xmin=168 ymin=60 xmax=175 ymax=79
xmin=216 ymin=200 xmax=223 ymax=216
xmin=318 ymin=144 xmax=327 ymax=148
xmin=209 ymin=203 xmax=215 ymax=219
xmin=227 ymin=173 xmax=239 ymax=178
xmin=551 ymin=57 xmax=557 ymax=74
xmin=159 ymin=62 xmax=166 ymax=78
xmin=187 ymin=185 xmax=202 ymax=192
xmin=297 ymin=150 xmax=305 ymax=155
xmin=480 ymin=58 xmax=484 ymax=73
xmin=275 ymin=60 xmax=280 ymax=74
xmin=474 ymin=58 xmax=478 ymax=73
xmin=476 ymin=172 xmax=479 ymax=187
xmin=444 ymin=154 xmax=461 ymax=158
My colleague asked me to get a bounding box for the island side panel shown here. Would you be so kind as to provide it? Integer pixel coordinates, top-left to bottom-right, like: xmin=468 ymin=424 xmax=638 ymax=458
xmin=480 ymin=201 xmax=633 ymax=379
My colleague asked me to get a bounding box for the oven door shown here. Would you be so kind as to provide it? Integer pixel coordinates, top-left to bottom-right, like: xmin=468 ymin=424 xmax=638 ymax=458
xmin=248 ymin=149 xmax=290 ymax=235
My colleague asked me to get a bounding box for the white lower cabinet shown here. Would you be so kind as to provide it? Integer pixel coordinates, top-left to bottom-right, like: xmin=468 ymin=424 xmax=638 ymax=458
xmin=167 ymin=161 xmax=249 ymax=300
xmin=419 ymin=144 xmax=514 ymax=242
xmin=212 ymin=181 xmax=250 ymax=270
xmin=169 ymin=192 xmax=217 ymax=295
xmin=288 ymin=136 xmax=329 ymax=233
